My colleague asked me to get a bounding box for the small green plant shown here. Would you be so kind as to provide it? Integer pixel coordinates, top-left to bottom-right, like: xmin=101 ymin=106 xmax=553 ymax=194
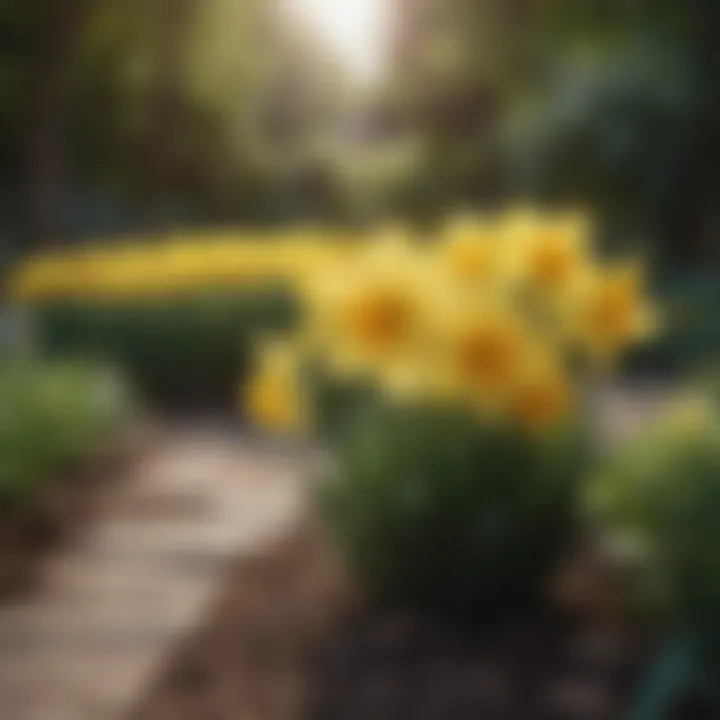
xmin=592 ymin=393 xmax=720 ymax=633
xmin=318 ymin=397 xmax=585 ymax=616
xmin=592 ymin=392 xmax=720 ymax=713
xmin=0 ymin=359 xmax=135 ymax=508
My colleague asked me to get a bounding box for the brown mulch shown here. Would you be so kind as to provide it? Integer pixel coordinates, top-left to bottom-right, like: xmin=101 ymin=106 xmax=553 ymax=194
xmin=0 ymin=423 xmax=158 ymax=598
xmin=133 ymin=521 xmax=715 ymax=720
xmin=133 ymin=521 xmax=354 ymax=720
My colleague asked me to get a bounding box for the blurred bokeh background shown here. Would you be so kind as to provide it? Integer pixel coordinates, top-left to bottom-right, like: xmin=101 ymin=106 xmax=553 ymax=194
xmin=1 ymin=1 xmax=717 ymax=249
xmin=1 ymin=0 xmax=720 ymax=372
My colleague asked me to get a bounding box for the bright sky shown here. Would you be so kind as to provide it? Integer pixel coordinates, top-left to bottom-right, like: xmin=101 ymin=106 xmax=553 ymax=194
xmin=283 ymin=0 xmax=389 ymax=83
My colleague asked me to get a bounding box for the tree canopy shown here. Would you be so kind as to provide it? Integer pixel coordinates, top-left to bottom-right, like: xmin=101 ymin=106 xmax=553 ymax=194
xmin=0 ymin=0 xmax=718 ymax=265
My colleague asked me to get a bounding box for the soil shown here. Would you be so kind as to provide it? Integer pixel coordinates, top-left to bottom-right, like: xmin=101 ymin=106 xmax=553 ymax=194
xmin=132 ymin=522 xmax=716 ymax=720
xmin=0 ymin=423 xmax=156 ymax=598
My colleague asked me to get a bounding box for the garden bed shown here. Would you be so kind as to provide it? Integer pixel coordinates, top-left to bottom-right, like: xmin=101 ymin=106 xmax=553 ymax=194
xmin=0 ymin=423 xmax=157 ymax=598
xmin=132 ymin=521 xmax=713 ymax=720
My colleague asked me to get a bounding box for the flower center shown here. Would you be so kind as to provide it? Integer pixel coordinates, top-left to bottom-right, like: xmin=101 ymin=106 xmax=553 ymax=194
xmin=455 ymin=324 xmax=520 ymax=387
xmin=346 ymin=289 xmax=413 ymax=352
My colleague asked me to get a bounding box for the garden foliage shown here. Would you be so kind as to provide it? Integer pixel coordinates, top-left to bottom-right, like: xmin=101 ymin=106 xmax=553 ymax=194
xmin=0 ymin=359 xmax=135 ymax=508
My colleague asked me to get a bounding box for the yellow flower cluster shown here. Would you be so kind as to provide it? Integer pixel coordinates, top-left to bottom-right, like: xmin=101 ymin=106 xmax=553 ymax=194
xmin=8 ymin=231 xmax=357 ymax=301
xmin=245 ymin=210 xmax=658 ymax=434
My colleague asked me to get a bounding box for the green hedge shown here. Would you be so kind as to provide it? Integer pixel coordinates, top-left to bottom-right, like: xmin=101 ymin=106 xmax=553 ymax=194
xmin=0 ymin=359 xmax=135 ymax=509
xmin=29 ymin=285 xmax=297 ymax=411
xmin=592 ymin=391 xmax=720 ymax=710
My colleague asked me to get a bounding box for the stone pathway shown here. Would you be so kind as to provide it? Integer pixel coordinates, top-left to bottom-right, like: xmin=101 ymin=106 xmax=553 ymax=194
xmin=0 ymin=385 xmax=673 ymax=720
xmin=0 ymin=429 xmax=306 ymax=720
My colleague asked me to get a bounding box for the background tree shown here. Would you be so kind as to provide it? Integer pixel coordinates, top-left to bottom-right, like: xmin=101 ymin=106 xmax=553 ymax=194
xmin=1 ymin=0 xmax=718 ymax=267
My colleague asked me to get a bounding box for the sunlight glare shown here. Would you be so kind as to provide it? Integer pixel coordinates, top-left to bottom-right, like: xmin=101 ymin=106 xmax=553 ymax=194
xmin=283 ymin=0 xmax=389 ymax=83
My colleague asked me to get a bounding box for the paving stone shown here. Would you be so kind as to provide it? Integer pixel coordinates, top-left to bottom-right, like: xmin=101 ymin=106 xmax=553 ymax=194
xmin=0 ymin=429 xmax=304 ymax=720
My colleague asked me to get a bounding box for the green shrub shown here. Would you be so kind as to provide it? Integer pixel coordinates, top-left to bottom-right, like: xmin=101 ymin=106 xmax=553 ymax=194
xmin=31 ymin=285 xmax=296 ymax=410
xmin=591 ymin=393 xmax=720 ymax=656
xmin=317 ymin=397 xmax=586 ymax=617
xmin=590 ymin=392 xmax=720 ymax=710
xmin=0 ymin=359 xmax=135 ymax=509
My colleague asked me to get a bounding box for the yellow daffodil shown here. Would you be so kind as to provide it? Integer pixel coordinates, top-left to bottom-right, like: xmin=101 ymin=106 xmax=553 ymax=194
xmin=243 ymin=340 xmax=307 ymax=434
xmin=291 ymin=239 xmax=360 ymax=300
xmin=440 ymin=305 xmax=531 ymax=402
xmin=508 ymin=358 xmax=571 ymax=431
xmin=301 ymin=237 xmax=427 ymax=378
xmin=573 ymin=262 xmax=659 ymax=359
xmin=334 ymin=277 xmax=421 ymax=366
xmin=506 ymin=209 xmax=591 ymax=292
xmin=439 ymin=214 xmax=501 ymax=285
xmin=9 ymin=254 xmax=80 ymax=301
